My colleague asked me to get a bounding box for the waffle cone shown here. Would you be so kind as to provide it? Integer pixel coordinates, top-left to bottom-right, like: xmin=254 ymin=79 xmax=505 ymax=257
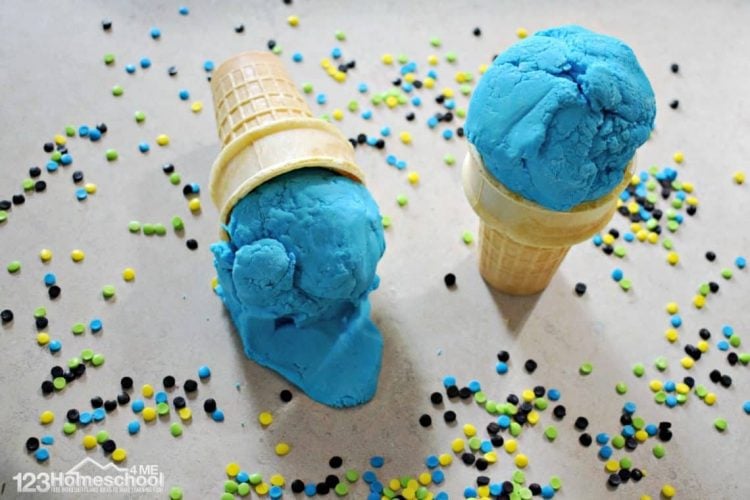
xmin=463 ymin=145 xmax=634 ymax=295
xmin=209 ymin=52 xmax=364 ymax=237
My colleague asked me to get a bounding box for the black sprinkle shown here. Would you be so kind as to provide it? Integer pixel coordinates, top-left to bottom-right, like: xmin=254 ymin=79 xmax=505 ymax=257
xmin=26 ymin=437 xmax=40 ymax=452
xmin=699 ymin=328 xmax=712 ymax=340
xmin=280 ymin=389 xmax=293 ymax=402
xmin=173 ymin=396 xmax=186 ymax=409
xmin=579 ymin=433 xmax=592 ymax=447
xmin=670 ymin=63 xmax=679 ymax=73
xmin=324 ymin=475 xmax=339 ymax=488
xmin=163 ymin=375 xmax=176 ymax=389
xmin=705 ymin=251 xmax=716 ymax=262
xmin=443 ymin=410 xmax=456 ymax=423
xmin=183 ymin=379 xmax=198 ymax=393
xmin=497 ymin=350 xmax=510 ymax=362
xmin=235 ymin=24 xmax=245 ymax=33
xmin=458 ymin=387 xmax=472 ymax=399
xmin=553 ymin=405 xmax=567 ymax=419
xmin=291 ymin=480 xmax=305 ymax=493
xmin=50 ymin=366 xmax=64 ymax=378
xmin=167 ymin=66 xmax=178 ymax=76
xmin=1 ymin=309 xmax=13 ymax=324
xmin=418 ymin=414 xmax=432 ymax=427
xmin=162 ymin=163 xmax=175 ymax=174
xmin=444 ymin=273 xmax=456 ymax=288
xmin=35 ymin=181 xmax=47 ymax=192
xmin=473 ymin=27 xmax=481 ymax=37
xmin=120 ymin=376 xmax=134 ymax=390
xmin=104 ymin=400 xmax=118 ymax=412
xmin=430 ymin=392 xmax=443 ymax=405
xmin=36 ymin=317 xmax=49 ymax=330
xmin=41 ymin=380 xmax=54 ymax=394
xmin=72 ymin=171 xmax=84 ymax=183
xmin=117 ymin=392 xmax=131 ymax=405
xmin=524 ymin=359 xmax=537 ymax=373
xmin=186 ymin=239 xmax=199 ymax=250
xmin=669 ymin=100 xmax=679 ymax=110
xmin=102 ymin=19 xmax=112 ymax=31
xmin=48 ymin=285 xmax=61 ymax=299
xmin=43 ymin=143 xmax=55 ymax=153
xmin=203 ymin=398 xmax=217 ymax=413
xmin=90 ymin=396 xmax=104 ymax=408
xmin=574 ymin=283 xmax=587 ymax=296
xmin=574 ymin=416 xmax=589 ymax=430
xmin=475 ymin=458 xmax=488 ymax=471
xmin=12 ymin=194 xmax=25 ymax=205
xmin=29 ymin=166 xmax=42 ymax=178
xmin=329 ymin=456 xmax=343 ymax=469
xmin=461 ymin=452 xmax=475 ymax=466
xmin=102 ymin=439 xmax=116 ymax=454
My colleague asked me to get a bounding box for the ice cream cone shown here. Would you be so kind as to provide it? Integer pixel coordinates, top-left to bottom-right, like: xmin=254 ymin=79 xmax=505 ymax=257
xmin=209 ymin=51 xmax=364 ymax=237
xmin=463 ymin=144 xmax=634 ymax=295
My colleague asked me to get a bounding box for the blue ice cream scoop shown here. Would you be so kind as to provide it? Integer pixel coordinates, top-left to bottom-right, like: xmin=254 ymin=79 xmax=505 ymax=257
xmin=465 ymin=25 xmax=656 ymax=211
xmin=208 ymin=52 xmax=386 ymax=407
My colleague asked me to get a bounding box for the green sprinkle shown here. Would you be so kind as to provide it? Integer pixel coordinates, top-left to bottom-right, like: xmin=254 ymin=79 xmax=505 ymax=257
xmin=302 ymin=83 xmax=313 ymax=94
xmin=632 ymin=363 xmax=645 ymax=377
xmin=653 ymin=444 xmax=666 ymax=458
xmin=104 ymin=53 xmax=115 ymax=65
xmin=112 ymin=85 xmax=124 ymax=96
xmin=655 ymin=356 xmax=668 ymax=371
xmin=381 ymin=215 xmax=392 ymax=228
xmin=105 ymin=149 xmax=118 ymax=161
xmin=699 ymin=283 xmax=710 ymax=296
xmin=729 ymin=334 xmax=741 ymax=348
xmin=462 ymin=231 xmax=474 ymax=244
xmin=474 ymin=391 xmax=487 ymax=404
xmin=128 ymin=221 xmax=142 ymax=233
xmin=455 ymin=108 xmax=467 ymax=118
xmin=721 ymin=268 xmax=733 ymax=279
xmin=169 ymin=486 xmax=184 ymax=500
xmin=662 ymin=238 xmax=673 ymax=250
xmin=236 ymin=483 xmax=250 ymax=497
xmin=51 ymin=151 xmax=62 ymax=162
xmin=738 ymin=353 xmax=750 ymax=364
xmin=63 ymin=422 xmax=77 ymax=435
xmin=102 ymin=285 xmax=116 ymax=299
xmin=468 ymin=437 xmax=482 ymax=450
xmin=248 ymin=474 xmax=262 ymax=485
xmin=220 ymin=494 xmax=234 ymax=500
xmin=534 ymin=398 xmax=548 ymax=411
xmin=271 ymin=45 xmax=282 ymax=55
xmin=397 ymin=94 xmax=408 ymax=105
xmin=676 ymin=393 xmax=687 ymax=404
xmin=157 ymin=402 xmax=170 ymax=415
xmin=619 ymin=278 xmax=632 ymax=291
xmin=549 ymin=476 xmax=562 ymax=490
xmin=134 ymin=110 xmax=146 ymax=123
xmin=334 ymin=482 xmax=349 ymax=495
xmin=170 ymin=423 xmax=183 ymax=437
xmin=614 ymin=245 xmax=627 ymax=257
xmin=34 ymin=307 xmax=47 ymax=318
xmin=81 ymin=348 xmax=94 ymax=361
xmin=445 ymin=51 xmax=457 ymax=63
xmin=91 ymin=353 xmax=105 ymax=366
xmin=224 ymin=480 xmax=238 ymax=494
xmin=0 ymin=210 xmax=7 ymax=223
xmin=96 ymin=430 xmax=109 ymax=444
xmin=429 ymin=36 xmax=441 ymax=47
xmin=397 ymin=54 xmax=409 ymax=64
xmin=654 ymin=391 xmax=667 ymax=404
xmin=344 ymin=469 xmax=359 ymax=482
xmin=142 ymin=223 xmax=155 ymax=236
xmin=646 ymin=218 xmax=658 ymax=230
xmin=371 ymin=94 xmax=383 ymax=106
xmin=714 ymin=418 xmax=728 ymax=431
xmin=396 ymin=194 xmax=408 ymax=207
xmin=544 ymin=426 xmax=558 ymax=441
xmin=170 ymin=172 xmax=181 ymax=185
xmin=22 ymin=178 xmax=35 ymax=191
xmin=512 ymin=470 xmax=525 ymax=484
xmin=65 ymin=125 xmax=76 ymax=137
xmin=632 ymin=417 xmax=645 ymax=429
xmin=172 ymin=216 xmax=184 ymax=231
xmin=53 ymin=377 xmax=66 ymax=390
xmin=68 ymin=357 xmax=81 ymax=369
xmin=579 ymin=362 xmax=593 ymax=375
xmin=619 ymin=457 xmax=632 ymax=469
xmin=7 ymin=260 xmax=21 ymax=273
xmin=615 ymin=382 xmax=628 ymax=395
xmin=443 ymin=154 xmax=456 ymax=166
xmin=459 ymin=84 xmax=472 ymax=96
xmin=611 ymin=435 xmax=625 ymax=449
xmin=695 ymin=385 xmax=708 ymax=398
xmin=154 ymin=223 xmax=167 ymax=236
xmin=347 ymin=100 xmax=359 ymax=112
xmin=485 ymin=401 xmax=497 ymax=414
xmin=667 ymin=220 xmax=680 ymax=232
xmin=509 ymin=422 xmax=522 ymax=437
xmin=71 ymin=322 xmax=86 ymax=335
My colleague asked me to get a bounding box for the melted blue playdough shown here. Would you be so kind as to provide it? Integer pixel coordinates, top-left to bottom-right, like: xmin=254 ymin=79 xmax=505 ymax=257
xmin=466 ymin=25 xmax=656 ymax=211
xmin=211 ymin=168 xmax=386 ymax=407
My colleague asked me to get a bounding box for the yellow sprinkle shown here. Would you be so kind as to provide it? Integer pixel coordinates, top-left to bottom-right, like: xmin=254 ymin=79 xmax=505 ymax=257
xmin=112 ymin=448 xmax=127 ymax=462
xmin=605 ymin=459 xmax=619 ymax=472
xmin=399 ymin=131 xmax=412 ymax=144
xmin=122 ymin=268 xmax=136 ymax=282
xmin=526 ymin=410 xmax=540 ymax=425
xmin=406 ymin=479 xmax=419 ymax=491
xmin=682 ymin=181 xmax=694 ymax=193
xmin=438 ymin=453 xmax=452 ymax=466
xmin=287 ymin=15 xmax=299 ymax=26
xmin=142 ymin=384 xmax=154 ymax=398
xmin=82 ymin=435 xmax=97 ymax=449
xmin=704 ymin=392 xmax=717 ymax=405
xmin=696 ymin=340 xmax=709 ymax=353
xmin=665 ymin=302 xmax=679 ymax=314
xmin=516 ymin=27 xmax=528 ymax=39
xmin=451 ymin=438 xmax=465 ymax=453
xmin=641 ymin=496 xmax=653 ymax=500
xmin=441 ymin=87 xmax=454 ymax=98
xmin=693 ymin=295 xmax=706 ymax=309
xmin=647 ymin=232 xmax=659 ymax=244
xmin=270 ymin=474 xmax=285 ymax=486
xmin=418 ymin=472 xmax=431 ymax=485
xmin=733 ymin=171 xmax=746 ymax=184
xmin=54 ymin=134 xmax=67 ymax=145
xmin=39 ymin=410 xmax=55 ymax=424
xmin=634 ymin=430 xmax=649 ymax=442
xmin=666 ymin=251 xmax=679 ymax=265
xmin=258 ymin=411 xmax=273 ymax=426
xmin=630 ymin=223 xmax=643 ymax=233
xmin=142 ymin=407 xmax=157 ymax=421
xmin=404 ymin=73 xmax=416 ymax=83
xmin=84 ymin=183 xmax=97 ymax=194
xmin=178 ymin=407 xmax=192 ymax=421
xmin=503 ymin=439 xmax=517 ymax=454
xmin=673 ymin=151 xmax=684 ymax=164
xmin=191 ymin=101 xmax=203 ymax=113
xmin=665 ymin=329 xmax=679 ymax=343
xmin=407 ymin=172 xmax=420 ymax=185
xmin=211 ymin=276 xmax=219 ymax=289
xmin=389 ymin=479 xmax=401 ymax=491
xmin=70 ymin=249 xmax=85 ymax=262
xmin=334 ymin=71 xmax=346 ymax=82
xmin=627 ymin=201 xmax=640 ymax=214
xmin=463 ymin=424 xmax=477 ymax=437
xmin=385 ymin=96 xmax=399 ymax=108
xmin=36 ymin=332 xmax=50 ymax=345
xmin=675 ymin=383 xmax=690 ymax=395
xmin=455 ymin=72 xmax=466 ymax=84
xmin=332 ymin=109 xmax=344 ymax=121
xmin=649 ymin=380 xmax=663 ymax=392
xmin=602 ymin=234 xmax=615 ymax=245
xmin=686 ymin=196 xmax=699 ymax=206
xmin=423 ymin=77 xmax=435 ymax=89
xmin=275 ymin=442 xmax=290 ymax=456
xmin=661 ymin=484 xmax=676 ymax=498
xmin=39 ymin=248 xmax=53 ymax=262
xmin=483 ymin=451 xmax=497 ymax=463
xmin=636 ymin=229 xmax=649 ymax=241
xmin=381 ymin=53 xmax=394 ymax=65
xmin=478 ymin=63 xmax=488 ymax=74
xmin=427 ymin=54 xmax=439 ymax=66
xmin=225 ymin=463 xmax=241 ymax=477
xmin=680 ymin=356 xmax=694 ymax=369
xmin=514 ymin=453 xmax=528 ymax=468
xmin=477 ymin=486 xmax=490 ymax=498
xmin=156 ymin=134 xmax=170 ymax=146
xmin=255 ymin=483 xmax=269 ymax=495
xmin=521 ymin=389 xmax=535 ymax=402
xmin=188 ymin=198 xmax=201 ymax=212
xmin=320 ymin=58 xmax=332 ymax=69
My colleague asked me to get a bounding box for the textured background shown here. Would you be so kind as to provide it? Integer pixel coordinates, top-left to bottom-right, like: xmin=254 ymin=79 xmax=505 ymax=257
xmin=1 ymin=1 xmax=748 ymax=499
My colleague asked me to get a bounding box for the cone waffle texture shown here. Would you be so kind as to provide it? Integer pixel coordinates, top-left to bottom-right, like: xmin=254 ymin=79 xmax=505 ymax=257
xmin=209 ymin=52 xmax=364 ymax=234
xmin=463 ymin=144 xmax=633 ymax=295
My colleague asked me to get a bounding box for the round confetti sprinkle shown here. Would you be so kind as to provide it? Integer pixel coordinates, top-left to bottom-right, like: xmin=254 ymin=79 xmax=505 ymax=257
xmin=275 ymin=442 xmax=290 ymax=456
xmin=579 ymin=362 xmax=593 ymax=375
xmin=70 ymin=249 xmax=85 ymax=262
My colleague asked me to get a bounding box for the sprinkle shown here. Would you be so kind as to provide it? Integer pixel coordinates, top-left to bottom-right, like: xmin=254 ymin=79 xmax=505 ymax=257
xmin=615 ymin=382 xmax=628 ymax=394
xmin=275 ymin=442 xmax=290 ymax=456
xmin=105 ymin=149 xmax=119 ymax=161
xmin=672 ymin=151 xmax=684 ymax=164
xmin=39 ymin=410 xmax=55 ymax=425
xmin=579 ymin=362 xmax=593 ymax=375
xmin=516 ymin=27 xmax=528 ymax=38
xmin=258 ymin=412 xmax=273 ymax=426
xmin=287 ymin=15 xmax=299 ymax=26
xmin=122 ymin=268 xmax=136 ymax=282
xmin=661 ymin=485 xmax=676 ymax=498
xmin=714 ymin=418 xmax=728 ymax=431
xmin=102 ymin=285 xmax=116 ymax=299
xmin=7 ymin=260 xmax=21 ymax=273
xmin=150 ymin=27 xmax=161 ymax=39
xmin=399 ymin=131 xmax=412 ymax=144
xmin=179 ymin=89 xmax=190 ymax=100
xmin=733 ymin=171 xmax=746 ymax=184
xmin=156 ymin=134 xmax=170 ymax=146
xmin=462 ymin=231 xmax=474 ymax=245
xmin=71 ymin=249 xmax=85 ymax=262
xmin=736 ymin=256 xmax=747 ymax=269
xmin=112 ymin=85 xmax=124 ymax=96
xmin=112 ymin=448 xmax=127 ymax=462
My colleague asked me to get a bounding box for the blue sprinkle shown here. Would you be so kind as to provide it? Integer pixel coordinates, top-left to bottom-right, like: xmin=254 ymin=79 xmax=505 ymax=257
xmin=90 ymin=318 xmax=103 ymax=333
xmin=639 ymin=171 xmax=649 ymax=181
xmin=358 ymin=83 xmax=368 ymax=93
xmin=292 ymin=52 xmax=303 ymax=63
xmin=270 ymin=486 xmax=283 ymax=499
xmin=490 ymin=484 xmax=502 ymax=496
xmin=431 ymin=470 xmax=445 ymax=484
xmin=401 ymin=82 xmax=413 ymax=93
xmin=496 ymin=361 xmax=508 ymax=374
xmin=236 ymin=471 xmax=249 ymax=483
xmin=41 ymin=435 xmax=54 ymax=445
xmin=131 ymin=399 xmax=145 ymax=413
xmin=663 ymin=380 xmax=676 ymax=393
xmin=464 ymin=487 xmax=477 ymax=498
xmin=361 ymin=110 xmax=373 ymax=120
xmin=645 ymin=424 xmax=658 ymax=436
xmin=140 ymin=57 xmax=152 ymax=69
xmin=635 ymin=185 xmax=647 ymax=198
xmin=139 ymin=142 xmax=150 ymax=153
xmin=366 ymin=136 xmax=377 ymax=146
xmin=480 ymin=440 xmax=492 ymax=453
xmin=331 ymin=47 xmax=342 ymax=59
xmin=60 ymin=154 xmax=72 ymax=165
xmin=305 ymin=483 xmax=317 ymax=496
xmin=46 ymin=161 xmax=58 ymax=173
xmin=362 ymin=471 xmax=376 ymax=483
xmin=670 ymin=315 xmax=682 ymax=328
xmin=665 ymin=395 xmax=678 ymax=407
xmin=49 ymin=340 xmax=62 ymax=352
xmin=427 ymin=116 xmax=438 ymax=128
xmin=736 ymin=256 xmax=747 ymax=269
xmin=198 ymin=365 xmax=211 ymax=379
xmin=623 ymin=401 xmax=637 ymax=414
xmin=370 ymin=480 xmax=383 ymax=493
xmin=425 ymin=455 xmax=439 ymax=468
xmin=619 ymin=191 xmax=630 ymax=201
xmin=435 ymin=491 xmax=449 ymax=500
xmin=178 ymin=89 xmax=190 ymax=100
xmin=443 ymin=99 xmax=455 ymax=110
xmin=411 ymin=96 xmax=421 ymax=106
xmin=128 ymin=420 xmax=141 ymax=434
xmin=125 ymin=64 xmax=136 ymax=74
xmin=497 ymin=415 xmax=511 ymax=429
xmin=676 ymin=191 xmax=686 ymax=201
xmin=611 ymin=268 xmax=624 ymax=281
xmin=593 ymin=234 xmax=603 ymax=246
xmin=386 ymin=155 xmax=397 ymax=166
xmin=44 ymin=273 xmax=56 ymax=286
xmin=442 ymin=129 xmax=453 ymax=140
xmin=675 ymin=214 xmax=684 ymax=223
xmin=367 ymin=493 xmax=380 ymax=500
xmin=622 ymin=425 xmax=635 ymax=437
xmin=743 ymin=401 xmax=750 ymax=414
xmin=596 ymin=433 xmax=609 ymax=445
xmin=722 ymin=325 xmax=734 ymax=337
xmin=150 ymin=27 xmax=161 ymax=39
xmin=203 ymin=60 xmax=214 ymax=72
xmin=369 ymin=455 xmax=384 ymax=468
xmin=155 ymin=391 xmax=168 ymax=404
xmin=624 ymin=232 xmax=635 ymax=242
xmin=395 ymin=160 xmax=407 ymax=170
xmin=79 ymin=412 xmax=92 ymax=425
xmin=547 ymin=388 xmax=560 ymax=401
xmin=89 ymin=128 xmax=102 ymax=141
xmin=211 ymin=409 xmax=225 ymax=422
xmin=178 ymin=6 xmax=189 ymax=15
xmin=78 ymin=125 xmax=90 ymax=137
xmin=598 ymin=445 xmax=613 ymax=459
xmin=467 ymin=380 xmax=481 ymax=392
xmin=717 ymin=340 xmax=729 ymax=351
xmin=93 ymin=408 xmax=106 ymax=421
xmin=316 ymin=93 xmax=327 ymax=105
xmin=35 ymin=448 xmax=50 ymax=462
xmin=541 ymin=485 xmax=555 ymax=498
xmin=380 ymin=127 xmax=391 ymax=137
xmin=427 ymin=69 xmax=438 ymax=79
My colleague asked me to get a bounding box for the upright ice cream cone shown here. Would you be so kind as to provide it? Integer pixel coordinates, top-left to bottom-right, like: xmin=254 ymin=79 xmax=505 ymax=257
xmin=209 ymin=51 xmax=364 ymax=236
xmin=463 ymin=144 xmax=634 ymax=295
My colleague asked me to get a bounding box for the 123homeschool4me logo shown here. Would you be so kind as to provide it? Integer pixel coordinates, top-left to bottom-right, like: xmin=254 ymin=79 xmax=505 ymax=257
xmin=13 ymin=457 xmax=164 ymax=494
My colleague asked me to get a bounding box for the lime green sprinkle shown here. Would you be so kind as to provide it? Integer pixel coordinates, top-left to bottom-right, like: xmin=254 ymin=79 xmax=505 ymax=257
xmin=653 ymin=444 xmax=666 ymax=458
xmin=172 ymin=216 xmax=184 ymax=231
xmin=549 ymin=476 xmax=562 ymax=490
xmin=468 ymin=437 xmax=482 ymax=450
xmin=614 ymin=245 xmax=627 ymax=257
xmin=396 ymin=194 xmax=408 ymax=207
xmin=654 ymin=391 xmax=667 ymax=404
xmin=68 ymin=357 xmax=81 ymax=369
xmin=344 ymin=469 xmax=359 ymax=482
xmin=615 ymin=382 xmax=628 ymax=395
xmin=509 ymin=422 xmax=522 ymax=437
xmin=169 ymin=172 xmax=181 ymax=185
xmin=455 ymin=108 xmax=467 ymax=118
xmin=474 ymin=391 xmax=487 ymax=404
xmin=699 ymin=283 xmax=710 ymax=296
xmin=65 ymin=125 xmax=76 ymax=137
xmin=112 ymin=85 xmax=124 ymax=96
xmin=334 ymin=482 xmax=349 ymax=496
xmin=714 ymin=418 xmax=728 ymax=431
xmin=534 ymin=398 xmax=548 ymax=411
xmin=96 ymin=430 xmax=109 ymax=443
xmin=655 ymin=356 xmax=668 ymax=371
xmin=347 ymin=100 xmax=359 ymax=112
xmin=611 ymin=435 xmax=625 ymax=449
xmin=462 ymin=231 xmax=474 ymax=244
xmin=397 ymin=54 xmax=409 ymax=64
xmin=224 ymin=480 xmax=238 ymax=494
xmin=105 ymin=149 xmax=118 ymax=161
xmin=104 ymin=53 xmax=115 ymax=65
xmin=459 ymin=84 xmax=472 ymax=95
xmin=134 ymin=110 xmax=146 ymax=123
xmin=236 ymin=483 xmax=250 ymax=497
xmin=334 ymin=30 xmax=346 ymax=41
xmin=248 ymin=474 xmax=262 ymax=485
xmin=662 ymin=238 xmax=674 ymax=250
xmin=671 ymin=199 xmax=683 ymax=209
xmin=154 ymin=223 xmax=167 ymax=236
xmin=738 ymin=353 xmax=750 ymax=364
xmin=302 ymin=83 xmax=313 ymax=94
xmin=170 ymin=423 xmax=183 ymax=437
xmin=81 ymin=349 xmax=94 ymax=361
xmin=128 ymin=221 xmax=142 ymax=233
xmin=34 ymin=307 xmax=47 ymax=318
xmin=667 ymin=220 xmax=680 ymax=232
xmin=71 ymin=322 xmax=85 ymax=335
xmin=397 ymin=94 xmax=408 ymax=104
xmin=619 ymin=278 xmax=632 ymax=291
xmin=512 ymin=470 xmax=525 ymax=484
xmin=579 ymin=362 xmax=593 ymax=375
xmin=544 ymin=426 xmax=558 ymax=441
xmin=22 ymin=178 xmax=34 ymax=191
xmin=676 ymin=393 xmax=687 ymax=404
xmin=695 ymin=385 xmax=708 ymax=398
xmin=102 ymin=285 xmax=116 ymax=299
xmin=632 ymin=417 xmax=645 ymax=429
xmin=63 ymin=422 xmax=77 ymax=435
xmin=721 ymin=268 xmax=733 ymax=279
xmin=142 ymin=223 xmax=155 ymax=236
xmin=619 ymin=457 xmax=632 ymax=469
xmin=169 ymin=486 xmax=183 ymax=500
xmin=7 ymin=261 xmax=21 ymax=273
xmin=646 ymin=218 xmax=658 ymax=230
xmin=729 ymin=334 xmax=741 ymax=348
xmin=381 ymin=215 xmax=392 ymax=228
xmin=429 ymin=36 xmax=441 ymax=47
xmin=443 ymin=154 xmax=456 ymax=166
xmin=632 ymin=363 xmax=645 ymax=377
xmin=0 ymin=210 xmax=7 ymax=223
xmin=271 ymin=45 xmax=282 ymax=55
xmin=51 ymin=151 xmax=62 ymax=162
xmin=445 ymin=51 xmax=457 ymax=63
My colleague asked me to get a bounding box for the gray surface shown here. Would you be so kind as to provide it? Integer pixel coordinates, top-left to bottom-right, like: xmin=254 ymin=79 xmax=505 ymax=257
xmin=1 ymin=1 xmax=748 ymax=499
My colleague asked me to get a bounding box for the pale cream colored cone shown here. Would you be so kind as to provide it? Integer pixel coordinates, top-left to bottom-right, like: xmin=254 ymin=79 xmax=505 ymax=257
xmin=462 ymin=144 xmax=634 ymax=295
xmin=209 ymin=52 xmax=364 ymax=238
